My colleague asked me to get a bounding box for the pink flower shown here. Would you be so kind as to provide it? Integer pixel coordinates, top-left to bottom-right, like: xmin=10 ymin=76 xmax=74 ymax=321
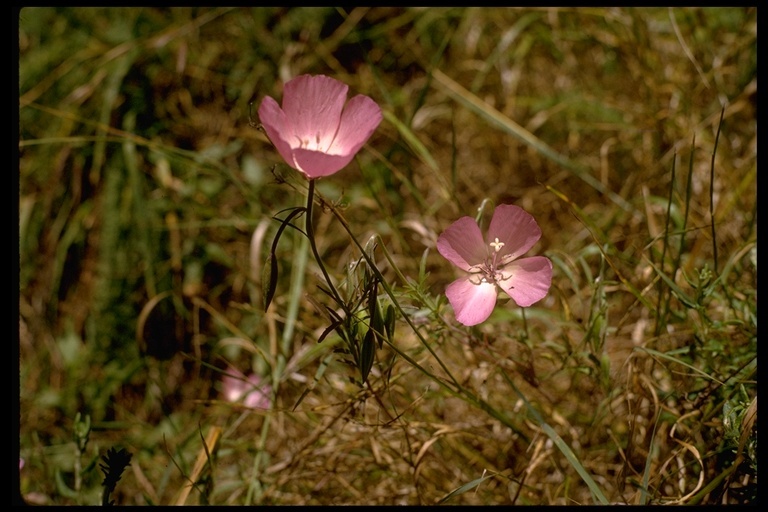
xmin=258 ymin=74 xmax=382 ymax=179
xmin=221 ymin=367 xmax=272 ymax=410
xmin=437 ymin=204 xmax=552 ymax=326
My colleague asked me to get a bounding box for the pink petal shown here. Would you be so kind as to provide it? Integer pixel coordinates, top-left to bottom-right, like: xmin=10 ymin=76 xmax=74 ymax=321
xmin=437 ymin=216 xmax=488 ymax=271
xmin=328 ymin=95 xmax=382 ymax=155
xmin=258 ymin=96 xmax=299 ymax=169
xmin=242 ymin=385 xmax=272 ymax=409
xmin=496 ymin=256 xmax=552 ymax=307
xmin=221 ymin=369 xmax=272 ymax=409
xmin=258 ymin=75 xmax=381 ymax=179
xmin=486 ymin=204 xmax=541 ymax=261
xmin=259 ymin=94 xmax=349 ymax=178
xmin=221 ymin=372 xmax=247 ymax=402
xmin=291 ymin=147 xmax=357 ymax=179
xmin=445 ymin=277 xmax=498 ymax=326
xmin=282 ymin=75 xmax=348 ymax=150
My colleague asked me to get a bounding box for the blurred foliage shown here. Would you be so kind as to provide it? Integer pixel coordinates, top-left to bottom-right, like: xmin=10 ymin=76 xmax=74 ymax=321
xmin=18 ymin=7 xmax=755 ymax=505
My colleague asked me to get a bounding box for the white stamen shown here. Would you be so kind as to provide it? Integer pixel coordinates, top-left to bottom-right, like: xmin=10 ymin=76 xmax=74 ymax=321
xmin=489 ymin=237 xmax=505 ymax=252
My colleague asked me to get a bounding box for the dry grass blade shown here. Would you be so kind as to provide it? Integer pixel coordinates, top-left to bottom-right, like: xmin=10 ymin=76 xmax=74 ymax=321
xmin=173 ymin=426 xmax=222 ymax=505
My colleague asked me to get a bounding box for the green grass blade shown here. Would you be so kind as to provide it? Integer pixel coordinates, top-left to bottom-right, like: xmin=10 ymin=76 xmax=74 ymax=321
xmin=636 ymin=347 xmax=725 ymax=385
xmin=431 ymin=68 xmax=633 ymax=213
xmin=437 ymin=473 xmax=494 ymax=504
xmin=501 ymin=370 xmax=609 ymax=505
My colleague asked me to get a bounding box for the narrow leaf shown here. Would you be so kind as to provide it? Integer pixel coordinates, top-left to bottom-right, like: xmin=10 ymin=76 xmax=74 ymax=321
xmin=318 ymin=317 xmax=344 ymax=344
xmin=262 ymin=253 xmax=278 ymax=311
xmin=384 ymin=304 xmax=396 ymax=341
xmin=263 ymin=206 xmax=306 ymax=311
xmin=360 ymin=328 xmax=376 ymax=384
xmin=437 ymin=474 xmax=494 ymax=504
xmin=647 ymin=260 xmax=697 ymax=309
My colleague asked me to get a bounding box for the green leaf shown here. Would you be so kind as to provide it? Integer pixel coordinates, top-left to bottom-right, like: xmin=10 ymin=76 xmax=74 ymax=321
xmin=384 ymin=304 xmax=396 ymax=341
xmin=263 ymin=206 xmax=306 ymax=311
xmin=262 ymin=253 xmax=279 ymax=312
xmin=437 ymin=473 xmax=494 ymax=504
xmin=647 ymin=260 xmax=698 ymax=309
xmin=382 ymin=110 xmax=439 ymax=172
xmin=360 ymin=327 xmax=376 ymax=384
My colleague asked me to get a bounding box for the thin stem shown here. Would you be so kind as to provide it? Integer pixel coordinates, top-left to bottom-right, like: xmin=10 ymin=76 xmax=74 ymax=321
xmin=247 ymin=232 xmax=309 ymax=505
xmin=520 ymin=307 xmax=530 ymax=346
xmin=305 ymin=179 xmax=348 ymax=315
xmin=655 ymin=152 xmax=676 ymax=338
xmin=709 ymin=107 xmax=724 ymax=274
xmin=324 ymin=200 xmax=460 ymax=385
xmin=305 ymin=184 xmax=530 ymax=440
xmin=74 ymin=447 xmax=82 ymax=494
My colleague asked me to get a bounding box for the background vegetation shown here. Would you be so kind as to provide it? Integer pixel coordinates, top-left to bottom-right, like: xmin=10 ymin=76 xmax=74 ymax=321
xmin=18 ymin=7 xmax=756 ymax=505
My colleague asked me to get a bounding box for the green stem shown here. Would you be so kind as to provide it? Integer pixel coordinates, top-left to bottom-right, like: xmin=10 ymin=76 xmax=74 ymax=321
xmin=321 ymin=197 xmax=461 ymax=388
xmin=247 ymin=222 xmax=310 ymax=505
xmin=335 ymin=202 xmax=534 ymax=438
xmin=686 ymin=455 xmax=743 ymax=505
xmin=305 ymin=179 xmax=348 ymax=315
xmin=307 ymin=184 xmax=530 ymax=441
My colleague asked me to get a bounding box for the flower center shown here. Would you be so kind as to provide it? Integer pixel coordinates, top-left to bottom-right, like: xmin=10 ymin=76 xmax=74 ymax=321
xmin=294 ymin=128 xmax=344 ymax=155
xmin=296 ymin=132 xmax=326 ymax=152
xmin=468 ymin=238 xmax=512 ymax=286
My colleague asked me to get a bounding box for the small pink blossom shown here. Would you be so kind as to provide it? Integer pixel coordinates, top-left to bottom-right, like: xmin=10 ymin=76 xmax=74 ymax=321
xmin=437 ymin=204 xmax=552 ymax=326
xmin=221 ymin=367 xmax=272 ymax=410
xmin=258 ymin=74 xmax=382 ymax=179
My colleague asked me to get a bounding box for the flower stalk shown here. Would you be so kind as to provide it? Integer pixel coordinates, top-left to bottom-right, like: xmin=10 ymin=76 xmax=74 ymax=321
xmin=305 ymin=179 xmax=348 ymax=316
